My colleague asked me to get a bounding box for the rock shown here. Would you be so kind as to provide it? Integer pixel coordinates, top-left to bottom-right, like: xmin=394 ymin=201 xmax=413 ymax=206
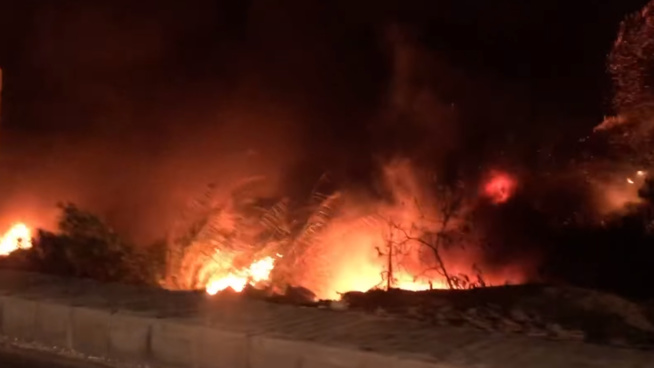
xmin=467 ymin=316 xmax=493 ymax=331
xmin=564 ymin=330 xmax=586 ymax=341
xmin=284 ymin=285 xmax=317 ymax=304
xmin=497 ymin=317 xmax=524 ymax=333
xmin=434 ymin=313 xmax=448 ymax=325
xmin=341 ymin=291 xmax=367 ymax=307
xmin=609 ymin=338 xmax=630 ymax=348
xmin=406 ymin=306 xmax=421 ymax=318
xmin=525 ymin=327 xmax=548 ymax=338
xmin=329 ymin=300 xmax=349 ymax=311
xmin=509 ymin=307 xmax=529 ymax=323
xmin=373 ymin=306 xmax=391 ymax=317
xmin=436 ymin=304 xmax=454 ymax=314
xmin=546 ymin=323 xmax=569 ymax=339
xmin=465 ymin=308 xmax=479 ymax=318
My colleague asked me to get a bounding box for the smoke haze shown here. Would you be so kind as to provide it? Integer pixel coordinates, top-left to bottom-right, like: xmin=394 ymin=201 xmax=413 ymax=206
xmin=0 ymin=0 xmax=648 ymax=271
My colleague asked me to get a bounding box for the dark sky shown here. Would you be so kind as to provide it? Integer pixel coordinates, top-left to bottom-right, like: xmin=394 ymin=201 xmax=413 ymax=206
xmin=0 ymin=0 xmax=648 ymax=240
xmin=0 ymin=1 xmax=645 ymax=140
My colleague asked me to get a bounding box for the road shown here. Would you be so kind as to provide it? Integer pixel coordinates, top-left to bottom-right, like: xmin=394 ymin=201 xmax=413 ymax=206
xmin=0 ymin=345 xmax=110 ymax=368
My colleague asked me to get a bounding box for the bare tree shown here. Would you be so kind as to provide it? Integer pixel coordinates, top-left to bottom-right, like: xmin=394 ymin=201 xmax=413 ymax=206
xmin=389 ymin=180 xmax=476 ymax=290
xmin=376 ymin=219 xmax=411 ymax=290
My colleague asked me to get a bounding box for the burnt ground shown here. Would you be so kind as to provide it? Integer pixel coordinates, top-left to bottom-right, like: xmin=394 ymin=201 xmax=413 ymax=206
xmin=249 ymin=284 xmax=654 ymax=350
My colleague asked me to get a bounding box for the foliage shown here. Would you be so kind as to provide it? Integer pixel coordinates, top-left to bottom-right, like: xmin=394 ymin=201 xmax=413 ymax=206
xmin=25 ymin=203 xmax=165 ymax=286
xmin=169 ymin=169 xmax=490 ymax=295
xmin=537 ymin=177 xmax=654 ymax=300
xmin=164 ymin=183 xmax=220 ymax=289
xmin=637 ymin=178 xmax=654 ymax=233
xmin=382 ymin=173 xmax=483 ymax=290
xmin=608 ymin=0 xmax=654 ymax=115
xmin=168 ymin=174 xmax=373 ymax=294
xmin=601 ymin=0 xmax=654 ymax=167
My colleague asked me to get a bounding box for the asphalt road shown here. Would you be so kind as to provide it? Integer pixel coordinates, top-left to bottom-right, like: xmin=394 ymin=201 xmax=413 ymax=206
xmin=0 ymin=345 xmax=109 ymax=368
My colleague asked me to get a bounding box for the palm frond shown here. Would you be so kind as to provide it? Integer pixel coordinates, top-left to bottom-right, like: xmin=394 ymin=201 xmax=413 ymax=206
xmin=290 ymin=192 xmax=342 ymax=253
xmin=308 ymin=173 xmax=333 ymax=204
xmin=259 ymin=197 xmax=291 ymax=238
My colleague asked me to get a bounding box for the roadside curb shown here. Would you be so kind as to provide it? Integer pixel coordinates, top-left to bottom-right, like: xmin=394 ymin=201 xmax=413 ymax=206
xmin=0 ymin=294 xmax=447 ymax=368
xmin=0 ymin=271 xmax=652 ymax=368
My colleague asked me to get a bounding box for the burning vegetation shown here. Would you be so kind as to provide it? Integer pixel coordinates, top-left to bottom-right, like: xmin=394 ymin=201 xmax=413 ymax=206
xmin=0 ymin=223 xmax=32 ymax=256
xmin=0 ymin=162 xmax=525 ymax=301
xmin=2 ymin=2 xmax=654 ymax=349
xmin=161 ymin=160 xmax=523 ymax=300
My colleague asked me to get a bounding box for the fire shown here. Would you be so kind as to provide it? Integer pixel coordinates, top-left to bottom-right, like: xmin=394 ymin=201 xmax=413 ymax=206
xmin=0 ymin=223 xmax=32 ymax=256
xmin=205 ymin=255 xmax=276 ymax=295
xmin=483 ymin=170 xmax=516 ymax=204
xmin=395 ymin=275 xmax=447 ymax=291
xmin=194 ymin=160 xmax=526 ymax=300
xmin=590 ymin=168 xmax=649 ymax=214
xmin=625 ymin=169 xmax=647 ymax=185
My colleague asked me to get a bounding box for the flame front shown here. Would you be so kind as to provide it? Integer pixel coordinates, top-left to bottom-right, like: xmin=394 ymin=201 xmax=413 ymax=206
xmin=190 ymin=161 xmax=527 ymax=300
xmin=205 ymin=255 xmax=276 ymax=295
xmin=0 ymin=223 xmax=32 ymax=256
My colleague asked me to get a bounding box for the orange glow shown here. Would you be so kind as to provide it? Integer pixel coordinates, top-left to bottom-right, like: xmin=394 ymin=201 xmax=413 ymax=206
xmin=193 ymin=160 xmax=526 ymax=300
xmin=483 ymin=171 xmax=516 ymax=204
xmin=205 ymin=255 xmax=276 ymax=295
xmin=592 ymin=168 xmax=649 ymax=214
xmin=395 ymin=274 xmax=447 ymax=291
xmin=0 ymin=223 xmax=32 ymax=256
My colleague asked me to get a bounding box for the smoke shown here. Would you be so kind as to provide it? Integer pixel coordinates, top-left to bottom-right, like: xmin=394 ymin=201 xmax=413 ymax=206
xmin=1 ymin=1 xmax=651 ymax=296
xmin=278 ymin=158 xmax=529 ymax=299
xmin=0 ymin=2 xmax=308 ymax=242
xmin=380 ymin=25 xmax=459 ymax=160
xmin=0 ymin=2 xmax=544 ymax=292
xmin=582 ymin=0 xmax=654 ymax=217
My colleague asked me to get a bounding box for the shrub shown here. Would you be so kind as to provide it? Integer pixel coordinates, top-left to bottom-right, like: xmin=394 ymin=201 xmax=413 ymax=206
xmin=16 ymin=203 xmax=165 ymax=286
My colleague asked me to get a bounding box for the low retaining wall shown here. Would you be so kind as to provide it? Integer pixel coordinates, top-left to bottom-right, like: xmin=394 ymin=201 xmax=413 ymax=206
xmin=0 ymin=270 xmax=651 ymax=368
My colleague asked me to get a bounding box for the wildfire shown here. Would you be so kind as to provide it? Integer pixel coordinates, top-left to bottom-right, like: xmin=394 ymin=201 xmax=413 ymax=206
xmin=205 ymin=255 xmax=276 ymax=295
xmin=483 ymin=170 xmax=516 ymax=204
xmin=193 ymin=161 xmax=525 ymax=300
xmin=395 ymin=275 xmax=447 ymax=291
xmin=0 ymin=223 xmax=32 ymax=256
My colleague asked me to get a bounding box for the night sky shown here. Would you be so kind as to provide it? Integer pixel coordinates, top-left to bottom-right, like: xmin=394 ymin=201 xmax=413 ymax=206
xmin=0 ymin=0 xmax=648 ymax=240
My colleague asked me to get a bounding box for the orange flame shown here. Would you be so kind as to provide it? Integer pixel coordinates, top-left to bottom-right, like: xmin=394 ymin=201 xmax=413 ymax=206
xmin=395 ymin=274 xmax=447 ymax=291
xmin=197 ymin=161 xmax=526 ymax=300
xmin=0 ymin=223 xmax=32 ymax=256
xmin=483 ymin=170 xmax=516 ymax=204
xmin=205 ymin=255 xmax=276 ymax=295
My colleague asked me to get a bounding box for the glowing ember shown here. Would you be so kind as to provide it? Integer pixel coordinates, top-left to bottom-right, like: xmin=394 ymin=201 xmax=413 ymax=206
xmin=205 ymin=256 xmax=276 ymax=295
xmin=483 ymin=171 xmax=516 ymax=204
xmin=395 ymin=275 xmax=447 ymax=291
xmin=0 ymin=223 xmax=32 ymax=256
xmin=626 ymin=170 xmax=646 ymax=186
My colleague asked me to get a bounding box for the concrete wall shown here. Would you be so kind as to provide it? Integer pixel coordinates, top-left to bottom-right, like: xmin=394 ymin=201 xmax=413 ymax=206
xmin=0 ymin=270 xmax=652 ymax=368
